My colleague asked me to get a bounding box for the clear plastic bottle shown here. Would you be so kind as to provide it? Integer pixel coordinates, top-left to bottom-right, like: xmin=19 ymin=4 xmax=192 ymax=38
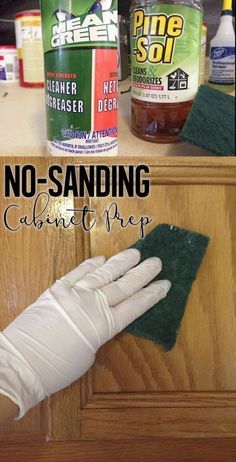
xmin=209 ymin=0 xmax=235 ymax=94
xmin=130 ymin=0 xmax=203 ymax=143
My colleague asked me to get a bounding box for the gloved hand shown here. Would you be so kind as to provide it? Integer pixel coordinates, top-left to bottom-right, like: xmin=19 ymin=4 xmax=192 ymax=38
xmin=0 ymin=249 xmax=171 ymax=420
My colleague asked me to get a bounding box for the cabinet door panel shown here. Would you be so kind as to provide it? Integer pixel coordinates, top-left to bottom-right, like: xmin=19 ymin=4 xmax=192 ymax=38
xmin=77 ymin=184 xmax=236 ymax=439
xmin=87 ymin=186 xmax=236 ymax=393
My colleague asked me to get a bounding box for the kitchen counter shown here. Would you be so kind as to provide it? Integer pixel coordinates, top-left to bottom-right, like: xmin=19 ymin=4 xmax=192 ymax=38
xmin=0 ymin=83 xmax=46 ymax=157
xmin=0 ymin=78 xmax=233 ymax=157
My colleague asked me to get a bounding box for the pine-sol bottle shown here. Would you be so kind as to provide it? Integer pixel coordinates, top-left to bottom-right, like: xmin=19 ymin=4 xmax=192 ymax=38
xmin=130 ymin=0 xmax=203 ymax=143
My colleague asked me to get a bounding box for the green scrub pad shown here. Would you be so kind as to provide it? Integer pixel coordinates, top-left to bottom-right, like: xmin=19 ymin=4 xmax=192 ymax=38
xmin=181 ymin=85 xmax=235 ymax=156
xmin=126 ymin=224 xmax=209 ymax=351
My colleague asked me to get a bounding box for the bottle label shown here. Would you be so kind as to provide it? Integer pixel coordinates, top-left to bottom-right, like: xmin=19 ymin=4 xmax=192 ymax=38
xmin=131 ymin=5 xmax=202 ymax=103
xmin=15 ymin=16 xmax=44 ymax=84
xmin=209 ymin=47 xmax=235 ymax=85
xmin=0 ymin=53 xmax=19 ymax=82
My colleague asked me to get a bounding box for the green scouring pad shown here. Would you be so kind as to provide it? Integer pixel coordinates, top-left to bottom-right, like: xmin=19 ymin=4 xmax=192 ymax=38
xmin=181 ymin=85 xmax=235 ymax=156
xmin=126 ymin=224 xmax=209 ymax=351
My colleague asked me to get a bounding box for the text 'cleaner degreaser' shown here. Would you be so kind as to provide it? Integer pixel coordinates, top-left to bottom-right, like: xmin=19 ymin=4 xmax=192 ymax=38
xmin=40 ymin=1 xmax=118 ymax=156
xmin=130 ymin=0 xmax=203 ymax=143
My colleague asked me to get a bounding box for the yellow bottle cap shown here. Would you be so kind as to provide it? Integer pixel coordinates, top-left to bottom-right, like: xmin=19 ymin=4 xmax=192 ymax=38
xmin=223 ymin=0 xmax=232 ymax=10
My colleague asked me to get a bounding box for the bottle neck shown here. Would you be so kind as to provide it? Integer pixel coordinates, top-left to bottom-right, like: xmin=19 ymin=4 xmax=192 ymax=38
xmin=220 ymin=13 xmax=233 ymax=24
xmin=216 ymin=12 xmax=235 ymax=37
xmin=221 ymin=11 xmax=233 ymax=18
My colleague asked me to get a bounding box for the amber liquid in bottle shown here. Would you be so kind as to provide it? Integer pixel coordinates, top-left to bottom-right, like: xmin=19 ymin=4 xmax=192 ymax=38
xmin=130 ymin=0 xmax=203 ymax=144
xmin=131 ymin=99 xmax=193 ymax=143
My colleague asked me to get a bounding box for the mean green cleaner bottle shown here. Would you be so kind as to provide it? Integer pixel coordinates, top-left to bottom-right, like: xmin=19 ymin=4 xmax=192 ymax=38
xmin=130 ymin=0 xmax=203 ymax=143
xmin=40 ymin=1 xmax=118 ymax=156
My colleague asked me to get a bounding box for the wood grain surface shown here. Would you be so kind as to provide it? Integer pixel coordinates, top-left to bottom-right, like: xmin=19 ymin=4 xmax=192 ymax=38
xmin=0 ymin=440 xmax=236 ymax=462
xmin=87 ymin=186 xmax=236 ymax=392
xmin=0 ymin=158 xmax=235 ymax=459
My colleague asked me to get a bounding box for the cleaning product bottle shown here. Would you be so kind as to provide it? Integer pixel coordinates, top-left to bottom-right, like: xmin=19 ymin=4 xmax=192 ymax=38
xmin=40 ymin=0 xmax=118 ymax=157
xmin=130 ymin=0 xmax=203 ymax=143
xmin=15 ymin=10 xmax=44 ymax=88
xmin=209 ymin=0 xmax=235 ymax=94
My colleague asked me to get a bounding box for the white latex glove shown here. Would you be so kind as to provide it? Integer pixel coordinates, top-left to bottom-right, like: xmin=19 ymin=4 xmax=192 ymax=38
xmin=0 ymin=249 xmax=171 ymax=420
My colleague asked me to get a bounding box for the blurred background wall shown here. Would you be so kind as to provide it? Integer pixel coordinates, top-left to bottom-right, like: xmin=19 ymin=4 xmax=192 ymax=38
xmin=0 ymin=0 xmax=234 ymax=53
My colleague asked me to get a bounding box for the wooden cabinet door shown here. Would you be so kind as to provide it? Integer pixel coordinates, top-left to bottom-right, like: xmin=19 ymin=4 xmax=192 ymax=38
xmin=0 ymin=158 xmax=236 ymax=461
